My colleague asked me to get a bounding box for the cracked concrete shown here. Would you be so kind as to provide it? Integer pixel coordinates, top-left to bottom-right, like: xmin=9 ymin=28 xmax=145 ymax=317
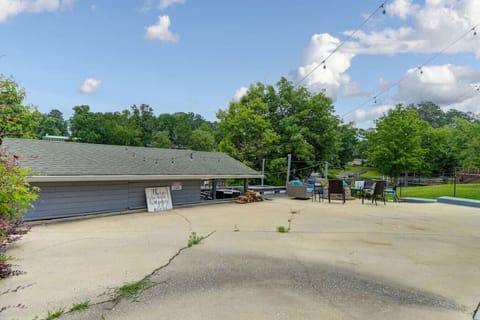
xmin=1 ymin=198 xmax=479 ymax=319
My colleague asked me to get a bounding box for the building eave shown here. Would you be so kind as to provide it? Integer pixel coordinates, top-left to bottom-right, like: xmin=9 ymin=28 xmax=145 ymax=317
xmin=28 ymin=174 xmax=263 ymax=183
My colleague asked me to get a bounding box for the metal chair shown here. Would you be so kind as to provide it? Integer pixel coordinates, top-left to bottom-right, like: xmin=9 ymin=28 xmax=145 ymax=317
xmin=328 ymin=179 xmax=345 ymax=204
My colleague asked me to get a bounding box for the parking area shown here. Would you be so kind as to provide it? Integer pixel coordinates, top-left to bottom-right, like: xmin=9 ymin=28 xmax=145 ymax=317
xmin=2 ymin=198 xmax=479 ymax=319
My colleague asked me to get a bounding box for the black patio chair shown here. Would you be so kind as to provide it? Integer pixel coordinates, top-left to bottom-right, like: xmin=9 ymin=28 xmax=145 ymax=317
xmin=312 ymin=184 xmax=324 ymax=202
xmin=364 ymin=180 xmax=386 ymax=205
xmin=328 ymin=179 xmax=345 ymax=204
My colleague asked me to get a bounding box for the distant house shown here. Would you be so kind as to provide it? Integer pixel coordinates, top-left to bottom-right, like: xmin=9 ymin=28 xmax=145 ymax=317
xmin=2 ymin=138 xmax=261 ymax=220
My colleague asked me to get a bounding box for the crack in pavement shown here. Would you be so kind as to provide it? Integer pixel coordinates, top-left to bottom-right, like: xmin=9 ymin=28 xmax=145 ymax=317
xmin=59 ymin=230 xmax=216 ymax=319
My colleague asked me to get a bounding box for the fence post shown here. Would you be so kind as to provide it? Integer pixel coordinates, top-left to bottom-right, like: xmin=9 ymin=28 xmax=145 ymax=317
xmin=453 ymin=174 xmax=457 ymax=198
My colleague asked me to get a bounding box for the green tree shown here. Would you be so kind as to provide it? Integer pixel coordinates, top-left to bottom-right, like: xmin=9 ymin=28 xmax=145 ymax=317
xmin=449 ymin=119 xmax=480 ymax=167
xmin=337 ymin=123 xmax=358 ymax=167
xmin=0 ymin=75 xmax=41 ymax=141
xmin=190 ymin=126 xmax=215 ymax=151
xmin=422 ymin=126 xmax=457 ymax=175
xmin=152 ymin=130 xmax=172 ymax=148
xmin=130 ymin=104 xmax=157 ymax=146
xmin=70 ymin=106 xmax=142 ymax=146
xmin=366 ymin=105 xmax=428 ymax=183
xmin=217 ymin=96 xmax=279 ymax=169
xmin=36 ymin=109 xmax=68 ymax=138
xmin=217 ymin=77 xmax=340 ymax=184
xmin=445 ymin=109 xmax=476 ymax=125
xmin=410 ymin=101 xmax=446 ymax=128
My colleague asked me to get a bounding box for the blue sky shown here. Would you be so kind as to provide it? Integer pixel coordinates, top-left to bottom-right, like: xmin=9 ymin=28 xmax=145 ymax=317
xmin=1 ymin=0 xmax=479 ymax=127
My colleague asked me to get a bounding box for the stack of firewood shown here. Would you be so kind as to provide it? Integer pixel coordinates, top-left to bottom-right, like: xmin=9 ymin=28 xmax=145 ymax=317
xmin=235 ymin=190 xmax=263 ymax=204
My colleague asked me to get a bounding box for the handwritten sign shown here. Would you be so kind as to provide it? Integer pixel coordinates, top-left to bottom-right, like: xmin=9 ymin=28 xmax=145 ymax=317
xmin=145 ymin=187 xmax=173 ymax=212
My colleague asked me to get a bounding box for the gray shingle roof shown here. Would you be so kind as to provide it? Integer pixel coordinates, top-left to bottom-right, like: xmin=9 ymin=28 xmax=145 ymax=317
xmin=2 ymin=138 xmax=261 ymax=180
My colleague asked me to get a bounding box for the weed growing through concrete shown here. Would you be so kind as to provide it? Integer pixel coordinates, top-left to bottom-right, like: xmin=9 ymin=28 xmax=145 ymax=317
xmin=188 ymin=232 xmax=204 ymax=247
xmin=277 ymin=210 xmax=298 ymax=233
xmin=33 ymin=307 xmax=64 ymax=320
xmin=69 ymin=300 xmax=90 ymax=312
xmin=111 ymin=279 xmax=153 ymax=304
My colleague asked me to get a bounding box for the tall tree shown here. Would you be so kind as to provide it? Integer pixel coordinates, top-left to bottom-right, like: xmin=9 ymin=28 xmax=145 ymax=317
xmin=366 ymin=105 xmax=429 ymax=183
xmin=449 ymin=119 xmax=480 ymax=167
xmin=36 ymin=109 xmax=68 ymax=137
xmin=0 ymin=75 xmax=41 ymax=141
xmin=130 ymin=104 xmax=157 ymax=146
xmin=410 ymin=102 xmax=446 ymax=128
xmin=217 ymin=77 xmax=340 ymax=184
xmin=217 ymin=96 xmax=279 ymax=169
xmin=422 ymin=126 xmax=457 ymax=175
xmin=337 ymin=123 xmax=358 ymax=167
xmin=189 ymin=124 xmax=216 ymax=151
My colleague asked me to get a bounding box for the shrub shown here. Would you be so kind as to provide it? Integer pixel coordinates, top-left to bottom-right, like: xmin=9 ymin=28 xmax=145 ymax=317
xmin=0 ymin=150 xmax=38 ymax=279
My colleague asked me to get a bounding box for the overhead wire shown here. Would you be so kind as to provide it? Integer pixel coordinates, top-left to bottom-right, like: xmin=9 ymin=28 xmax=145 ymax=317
xmin=295 ymin=1 xmax=390 ymax=88
xmin=341 ymin=23 xmax=480 ymax=119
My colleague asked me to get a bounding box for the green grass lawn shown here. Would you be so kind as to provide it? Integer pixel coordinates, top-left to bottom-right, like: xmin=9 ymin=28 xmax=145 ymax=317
xmin=398 ymin=183 xmax=480 ymax=200
xmin=328 ymin=166 xmax=383 ymax=180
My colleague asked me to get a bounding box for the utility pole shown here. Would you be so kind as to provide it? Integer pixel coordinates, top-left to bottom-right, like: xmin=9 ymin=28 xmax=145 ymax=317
xmin=261 ymin=158 xmax=265 ymax=186
xmin=324 ymin=161 xmax=329 ymax=179
xmin=286 ymin=154 xmax=292 ymax=186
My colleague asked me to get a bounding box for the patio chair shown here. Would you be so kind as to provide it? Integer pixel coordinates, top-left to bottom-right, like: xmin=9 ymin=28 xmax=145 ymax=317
xmin=351 ymin=180 xmax=365 ymax=198
xmin=328 ymin=179 xmax=345 ymax=204
xmin=312 ymin=184 xmax=324 ymax=202
xmin=363 ymin=180 xmax=386 ymax=205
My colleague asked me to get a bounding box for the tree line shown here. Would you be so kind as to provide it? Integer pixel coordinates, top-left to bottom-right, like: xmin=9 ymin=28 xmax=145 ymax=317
xmin=1 ymin=74 xmax=479 ymax=185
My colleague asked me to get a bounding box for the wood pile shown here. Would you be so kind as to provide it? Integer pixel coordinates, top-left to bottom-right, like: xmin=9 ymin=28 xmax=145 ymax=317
xmin=235 ymin=190 xmax=263 ymax=204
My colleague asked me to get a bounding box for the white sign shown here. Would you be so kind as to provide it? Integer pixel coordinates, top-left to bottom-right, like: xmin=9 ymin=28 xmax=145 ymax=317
xmin=171 ymin=181 xmax=182 ymax=191
xmin=145 ymin=187 xmax=173 ymax=212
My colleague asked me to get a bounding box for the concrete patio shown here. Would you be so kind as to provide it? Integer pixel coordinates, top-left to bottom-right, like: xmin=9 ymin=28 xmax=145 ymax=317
xmin=1 ymin=198 xmax=479 ymax=319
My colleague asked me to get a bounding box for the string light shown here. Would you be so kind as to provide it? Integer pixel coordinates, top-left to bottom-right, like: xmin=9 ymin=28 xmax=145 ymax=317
xmin=342 ymin=22 xmax=480 ymax=120
xmin=295 ymin=1 xmax=390 ymax=87
xmin=381 ymin=4 xmax=386 ymax=14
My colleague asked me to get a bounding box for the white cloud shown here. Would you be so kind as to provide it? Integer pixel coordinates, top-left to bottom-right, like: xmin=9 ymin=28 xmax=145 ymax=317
xmin=349 ymin=0 xmax=480 ymax=57
xmin=296 ymin=33 xmax=355 ymax=99
xmin=296 ymin=0 xmax=480 ymax=113
xmin=232 ymin=86 xmax=248 ymax=102
xmin=0 ymin=0 xmax=74 ymax=22
xmin=347 ymin=104 xmax=394 ymax=124
xmin=79 ymin=78 xmax=101 ymax=94
xmin=343 ymin=81 xmax=369 ymax=97
xmin=159 ymin=0 xmax=184 ymax=10
xmin=397 ymin=64 xmax=480 ymax=111
xmin=145 ymin=15 xmax=179 ymax=42
xmin=386 ymin=0 xmax=419 ymax=20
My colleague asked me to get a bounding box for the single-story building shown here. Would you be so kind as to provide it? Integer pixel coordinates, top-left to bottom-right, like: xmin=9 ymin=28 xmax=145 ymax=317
xmin=2 ymin=138 xmax=262 ymax=220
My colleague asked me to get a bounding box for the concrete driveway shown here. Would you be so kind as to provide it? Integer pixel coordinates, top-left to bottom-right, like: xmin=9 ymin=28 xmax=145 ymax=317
xmin=1 ymin=198 xmax=479 ymax=320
